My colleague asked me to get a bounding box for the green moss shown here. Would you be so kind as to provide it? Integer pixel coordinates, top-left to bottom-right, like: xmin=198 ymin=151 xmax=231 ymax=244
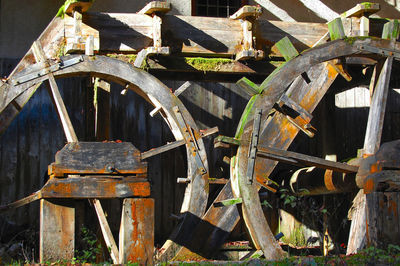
xmin=361 ymin=2 xmax=374 ymax=9
xmin=127 ymin=54 xmax=137 ymax=63
xmin=105 ymin=54 xmax=148 ymax=69
xmin=343 ymin=36 xmax=371 ymax=45
xmin=56 ymin=0 xmax=93 ymax=18
xmin=56 ymin=39 xmax=67 ymax=58
xmin=184 ymin=57 xmax=233 ymax=72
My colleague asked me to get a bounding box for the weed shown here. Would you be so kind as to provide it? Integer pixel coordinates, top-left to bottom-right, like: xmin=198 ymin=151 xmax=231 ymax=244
xmin=75 ymin=227 xmax=102 ymax=263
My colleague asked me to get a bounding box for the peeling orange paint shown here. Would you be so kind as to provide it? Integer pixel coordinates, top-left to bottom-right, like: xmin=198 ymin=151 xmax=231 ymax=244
xmin=364 ymin=179 xmax=375 ymax=194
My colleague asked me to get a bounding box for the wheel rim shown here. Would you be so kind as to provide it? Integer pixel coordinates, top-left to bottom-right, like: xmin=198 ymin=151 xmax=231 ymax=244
xmin=232 ymin=38 xmax=399 ymax=259
xmin=0 ymin=55 xmax=210 ymax=260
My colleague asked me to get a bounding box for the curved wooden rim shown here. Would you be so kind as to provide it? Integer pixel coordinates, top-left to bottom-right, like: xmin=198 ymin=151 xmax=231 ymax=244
xmin=0 ymin=55 xmax=209 ymax=259
xmin=233 ymin=38 xmax=399 ymax=259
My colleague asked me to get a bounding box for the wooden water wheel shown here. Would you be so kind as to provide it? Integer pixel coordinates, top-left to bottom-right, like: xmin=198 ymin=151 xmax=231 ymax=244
xmin=230 ymin=37 xmax=400 ymax=258
xmin=0 ymin=42 xmax=213 ymax=262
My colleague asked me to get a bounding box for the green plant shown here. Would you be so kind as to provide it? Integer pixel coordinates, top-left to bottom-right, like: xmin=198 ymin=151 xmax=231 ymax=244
xmin=75 ymin=227 xmax=102 ymax=263
xmin=279 ymin=188 xmax=308 ymax=208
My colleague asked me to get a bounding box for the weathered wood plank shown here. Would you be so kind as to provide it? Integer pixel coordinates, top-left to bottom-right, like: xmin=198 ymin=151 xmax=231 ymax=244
xmin=382 ymin=20 xmax=400 ymax=40
xmin=119 ymin=198 xmax=154 ymax=265
xmin=366 ymin=192 xmax=400 ymax=249
xmin=341 ymin=2 xmax=380 ymax=18
xmin=40 ymin=199 xmax=75 ymax=262
xmin=78 ymin=13 xmax=328 ymax=56
xmin=230 ymin=5 xmax=262 ymax=20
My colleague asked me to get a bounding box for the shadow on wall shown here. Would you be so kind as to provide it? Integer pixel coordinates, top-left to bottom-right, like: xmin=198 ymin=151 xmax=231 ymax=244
xmin=252 ymin=0 xmax=400 ymax=22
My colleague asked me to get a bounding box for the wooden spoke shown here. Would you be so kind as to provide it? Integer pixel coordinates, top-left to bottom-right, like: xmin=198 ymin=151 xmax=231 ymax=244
xmin=347 ymin=56 xmax=393 ymax=255
xmin=141 ymin=126 xmax=218 ymax=160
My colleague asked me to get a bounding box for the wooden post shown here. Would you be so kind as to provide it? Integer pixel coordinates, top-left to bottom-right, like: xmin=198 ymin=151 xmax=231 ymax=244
xmin=40 ymin=199 xmax=75 ymax=262
xmin=366 ymin=192 xmax=400 ymax=248
xmin=32 ymin=41 xmax=78 ymax=262
xmin=119 ymin=198 xmax=154 ymax=265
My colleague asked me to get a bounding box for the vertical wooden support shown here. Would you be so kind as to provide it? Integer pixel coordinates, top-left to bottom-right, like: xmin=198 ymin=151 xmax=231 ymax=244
xmin=152 ymin=15 xmax=162 ymax=48
xmin=134 ymin=1 xmax=171 ymax=67
xmin=32 ymin=41 xmax=78 ymax=262
xmin=347 ymin=56 xmax=393 ymax=255
xmin=366 ymin=192 xmax=400 ymax=248
xmin=360 ymin=16 xmax=369 ymax=36
xmin=73 ymin=11 xmax=83 ymax=44
xmin=231 ymin=5 xmax=263 ymax=60
xmin=119 ymin=198 xmax=154 ymax=265
xmin=85 ymin=35 xmax=94 ymax=56
xmin=40 ymin=199 xmax=75 ymax=262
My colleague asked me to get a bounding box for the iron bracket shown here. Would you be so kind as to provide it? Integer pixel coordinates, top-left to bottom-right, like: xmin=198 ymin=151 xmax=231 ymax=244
xmin=173 ymin=106 xmax=207 ymax=175
xmin=246 ymin=109 xmax=262 ymax=184
xmin=356 ymin=44 xmax=400 ymax=59
xmin=275 ymin=94 xmax=316 ymax=137
xmin=10 ymin=56 xmax=84 ymax=86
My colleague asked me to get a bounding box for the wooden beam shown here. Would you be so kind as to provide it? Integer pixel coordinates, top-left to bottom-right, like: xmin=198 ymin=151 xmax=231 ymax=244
xmin=141 ymin=126 xmax=218 ymax=160
xmin=77 ymin=13 xmax=328 ymax=57
xmin=138 ymin=1 xmax=171 ymax=15
xmin=341 ymin=2 xmax=380 ymax=18
xmin=32 ymin=41 xmax=78 ymax=143
xmin=230 ymin=5 xmax=262 ymax=20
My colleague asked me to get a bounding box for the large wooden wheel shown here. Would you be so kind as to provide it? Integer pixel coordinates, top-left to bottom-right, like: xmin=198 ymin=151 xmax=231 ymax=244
xmin=231 ymin=37 xmax=399 ymax=259
xmin=0 ymin=54 xmax=210 ymax=261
